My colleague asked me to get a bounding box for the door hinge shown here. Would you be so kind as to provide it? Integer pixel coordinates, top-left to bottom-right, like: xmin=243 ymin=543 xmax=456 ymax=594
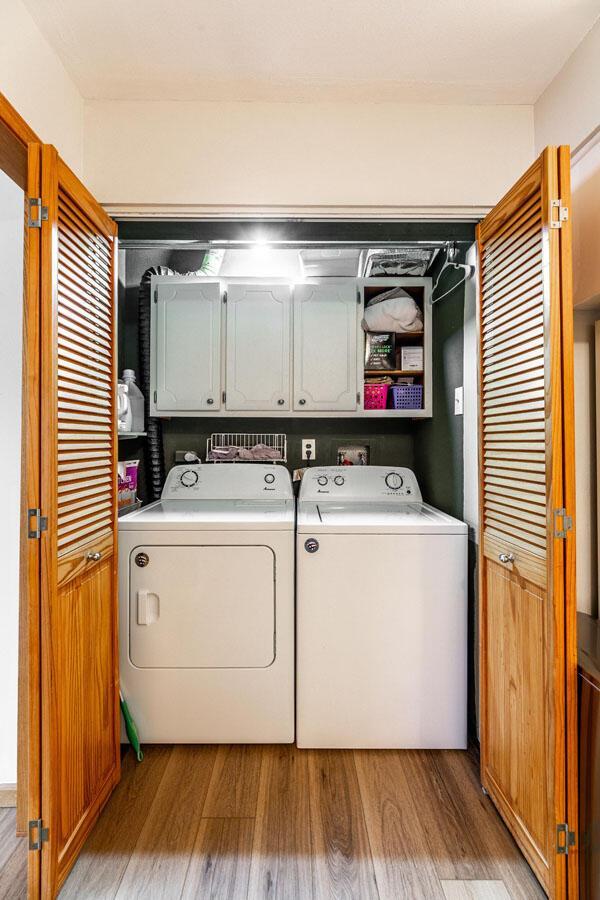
xmin=153 ymin=390 xmax=157 ymax=404
xmin=28 ymin=819 xmax=49 ymax=851
xmin=223 ymin=291 xmax=227 ymax=304
xmin=154 ymin=288 xmax=158 ymax=303
xmin=556 ymin=823 xmax=576 ymax=855
xmin=357 ymin=290 xmax=361 ymax=305
xmin=554 ymin=508 xmax=573 ymax=539
xmin=550 ymin=199 xmax=569 ymax=229
xmin=222 ymin=390 xmax=226 ymax=403
xmin=357 ymin=392 xmax=361 ymax=404
xmin=27 ymin=508 xmax=47 ymax=539
xmin=28 ymin=198 xmax=48 ymax=228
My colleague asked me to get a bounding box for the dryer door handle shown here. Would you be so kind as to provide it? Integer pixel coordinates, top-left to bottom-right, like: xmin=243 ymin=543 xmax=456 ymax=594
xmin=137 ymin=590 xmax=160 ymax=626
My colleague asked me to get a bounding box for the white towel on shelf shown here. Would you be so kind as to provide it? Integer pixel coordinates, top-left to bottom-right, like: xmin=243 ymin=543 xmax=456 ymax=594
xmin=362 ymin=287 xmax=423 ymax=334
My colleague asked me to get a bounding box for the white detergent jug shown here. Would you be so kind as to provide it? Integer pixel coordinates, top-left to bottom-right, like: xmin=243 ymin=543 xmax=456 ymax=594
xmin=117 ymin=381 xmax=132 ymax=432
xmin=122 ymin=369 xmax=145 ymax=433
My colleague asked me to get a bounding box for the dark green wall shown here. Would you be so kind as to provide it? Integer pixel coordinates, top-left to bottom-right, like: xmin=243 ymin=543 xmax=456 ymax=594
xmin=413 ymin=288 xmax=465 ymax=519
xmin=119 ymin=248 xmax=465 ymax=511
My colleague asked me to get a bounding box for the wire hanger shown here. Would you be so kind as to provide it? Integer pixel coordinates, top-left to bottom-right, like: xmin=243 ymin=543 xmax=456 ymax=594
xmin=431 ymin=242 xmax=475 ymax=305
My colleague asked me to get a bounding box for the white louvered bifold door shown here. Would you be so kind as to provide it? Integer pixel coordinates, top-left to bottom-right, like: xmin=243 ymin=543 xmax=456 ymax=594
xmin=39 ymin=146 xmax=120 ymax=899
xmin=477 ymin=147 xmax=577 ymax=900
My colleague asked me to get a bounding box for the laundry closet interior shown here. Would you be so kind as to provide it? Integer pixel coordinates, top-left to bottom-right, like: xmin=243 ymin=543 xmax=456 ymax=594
xmin=1 ymin=92 xmax=578 ymax=900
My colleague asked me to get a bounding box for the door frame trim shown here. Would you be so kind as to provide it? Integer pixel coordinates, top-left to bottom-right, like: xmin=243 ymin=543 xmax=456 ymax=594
xmin=0 ymin=93 xmax=43 ymax=898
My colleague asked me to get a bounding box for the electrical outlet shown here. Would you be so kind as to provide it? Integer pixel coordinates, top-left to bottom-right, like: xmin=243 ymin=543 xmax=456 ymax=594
xmin=302 ymin=439 xmax=316 ymax=461
xmin=454 ymin=386 xmax=464 ymax=416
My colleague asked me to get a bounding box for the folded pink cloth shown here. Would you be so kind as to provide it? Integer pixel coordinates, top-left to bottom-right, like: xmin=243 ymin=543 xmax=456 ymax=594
xmin=208 ymin=443 xmax=282 ymax=461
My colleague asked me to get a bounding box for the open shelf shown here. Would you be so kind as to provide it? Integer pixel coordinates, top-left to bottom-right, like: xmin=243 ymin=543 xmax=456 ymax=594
xmin=118 ymin=431 xmax=146 ymax=440
xmin=364 ymin=369 xmax=424 ymax=376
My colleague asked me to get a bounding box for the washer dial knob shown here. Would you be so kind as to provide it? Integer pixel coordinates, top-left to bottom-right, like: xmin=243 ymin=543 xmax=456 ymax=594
xmin=264 ymin=472 xmax=275 ymax=484
xmin=317 ymin=475 xmax=328 ymax=486
xmin=180 ymin=469 xmax=199 ymax=487
xmin=334 ymin=475 xmax=345 ymax=486
xmin=385 ymin=472 xmax=404 ymax=490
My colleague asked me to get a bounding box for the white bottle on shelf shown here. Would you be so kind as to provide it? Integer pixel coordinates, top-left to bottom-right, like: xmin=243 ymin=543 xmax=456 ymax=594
xmin=117 ymin=381 xmax=132 ymax=432
xmin=122 ymin=369 xmax=145 ymax=433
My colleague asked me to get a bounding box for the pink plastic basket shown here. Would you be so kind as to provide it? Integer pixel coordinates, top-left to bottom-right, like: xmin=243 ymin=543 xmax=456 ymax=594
xmin=364 ymin=384 xmax=389 ymax=410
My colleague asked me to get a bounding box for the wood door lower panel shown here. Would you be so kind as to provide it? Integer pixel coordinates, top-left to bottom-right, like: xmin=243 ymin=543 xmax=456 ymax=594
xmin=483 ymin=559 xmax=550 ymax=892
xmin=52 ymin=550 xmax=118 ymax=889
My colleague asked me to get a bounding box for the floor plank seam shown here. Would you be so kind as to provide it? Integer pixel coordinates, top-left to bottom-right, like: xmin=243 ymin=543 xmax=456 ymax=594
xmin=351 ymin=750 xmax=382 ymax=900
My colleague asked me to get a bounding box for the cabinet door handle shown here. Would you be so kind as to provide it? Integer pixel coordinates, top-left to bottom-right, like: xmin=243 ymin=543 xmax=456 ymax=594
xmin=498 ymin=552 xmax=515 ymax=564
xmin=298 ymin=398 xmax=306 ymax=406
xmin=206 ymin=397 xmax=214 ymax=405
xmin=86 ymin=550 xmax=102 ymax=562
xmin=277 ymin=398 xmax=285 ymax=406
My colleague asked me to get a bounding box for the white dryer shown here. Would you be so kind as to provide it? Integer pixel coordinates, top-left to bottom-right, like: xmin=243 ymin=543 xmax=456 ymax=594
xmin=119 ymin=464 xmax=294 ymax=743
xmin=296 ymin=465 xmax=468 ymax=749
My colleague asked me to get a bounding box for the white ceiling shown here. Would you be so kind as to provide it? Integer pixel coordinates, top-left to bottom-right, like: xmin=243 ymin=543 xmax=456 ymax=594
xmin=23 ymin=0 xmax=600 ymax=104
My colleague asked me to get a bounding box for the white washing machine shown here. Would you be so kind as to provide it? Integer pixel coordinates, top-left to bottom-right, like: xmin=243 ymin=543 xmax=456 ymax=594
xmin=296 ymin=465 xmax=468 ymax=749
xmin=119 ymin=464 xmax=294 ymax=743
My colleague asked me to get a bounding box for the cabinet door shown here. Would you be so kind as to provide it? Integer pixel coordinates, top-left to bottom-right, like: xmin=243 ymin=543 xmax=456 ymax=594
xmin=154 ymin=280 xmax=221 ymax=413
xmin=293 ymin=283 xmax=358 ymax=411
xmin=226 ymin=283 xmax=291 ymax=411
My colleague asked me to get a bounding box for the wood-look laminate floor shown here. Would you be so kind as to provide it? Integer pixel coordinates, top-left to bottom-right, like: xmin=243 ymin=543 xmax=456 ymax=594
xmin=1 ymin=745 xmax=545 ymax=899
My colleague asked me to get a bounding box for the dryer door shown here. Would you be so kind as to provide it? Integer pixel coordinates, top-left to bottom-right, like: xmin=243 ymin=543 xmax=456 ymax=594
xmin=129 ymin=544 xmax=275 ymax=668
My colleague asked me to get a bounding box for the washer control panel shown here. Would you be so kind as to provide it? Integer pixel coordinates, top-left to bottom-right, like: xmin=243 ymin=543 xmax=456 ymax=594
xmin=162 ymin=464 xmax=293 ymax=500
xmin=299 ymin=466 xmax=421 ymax=501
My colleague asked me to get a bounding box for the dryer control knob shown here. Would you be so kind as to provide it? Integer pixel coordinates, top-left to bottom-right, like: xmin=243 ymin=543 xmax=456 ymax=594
xmin=317 ymin=476 xmax=328 ymax=486
xmin=304 ymin=538 xmax=319 ymax=553
xmin=264 ymin=472 xmax=275 ymax=484
xmin=180 ymin=469 xmax=199 ymax=487
xmin=334 ymin=475 xmax=345 ymax=486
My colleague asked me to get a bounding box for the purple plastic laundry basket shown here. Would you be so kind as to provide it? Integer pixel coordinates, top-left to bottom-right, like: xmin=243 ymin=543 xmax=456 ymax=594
xmin=390 ymin=384 xmax=423 ymax=410
xmin=364 ymin=384 xmax=389 ymax=409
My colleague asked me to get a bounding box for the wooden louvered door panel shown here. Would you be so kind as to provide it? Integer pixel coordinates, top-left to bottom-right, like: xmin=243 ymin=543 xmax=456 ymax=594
xmin=478 ymin=147 xmax=577 ymax=900
xmin=39 ymin=146 xmax=119 ymax=898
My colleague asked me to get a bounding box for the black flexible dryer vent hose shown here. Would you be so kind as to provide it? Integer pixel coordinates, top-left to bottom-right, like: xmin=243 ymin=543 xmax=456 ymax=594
xmin=138 ymin=266 xmax=204 ymax=501
xmin=138 ymin=266 xmax=173 ymax=501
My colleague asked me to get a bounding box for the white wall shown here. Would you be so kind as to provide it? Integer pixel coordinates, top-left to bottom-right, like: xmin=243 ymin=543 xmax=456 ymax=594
xmin=0 ymin=171 xmax=24 ymax=785
xmin=571 ymin=140 xmax=600 ymax=309
xmin=0 ymin=0 xmax=84 ymax=174
xmin=534 ymin=18 xmax=600 ymax=617
xmin=83 ymin=100 xmax=534 ymax=210
xmin=534 ymin=18 xmax=600 ymax=154
xmin=573 ymin=311 xmax=598 ymax=616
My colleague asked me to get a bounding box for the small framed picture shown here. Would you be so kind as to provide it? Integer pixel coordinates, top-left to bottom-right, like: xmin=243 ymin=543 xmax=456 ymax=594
xmin=337 ymin=445 xmax=370 ymax=466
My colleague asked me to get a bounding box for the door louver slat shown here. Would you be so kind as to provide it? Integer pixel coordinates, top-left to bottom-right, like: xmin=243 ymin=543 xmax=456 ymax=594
xmin=55 ymin=185 xmax=115 ymax=558
xmin=480 ymin=173 xmax=547 ymax=563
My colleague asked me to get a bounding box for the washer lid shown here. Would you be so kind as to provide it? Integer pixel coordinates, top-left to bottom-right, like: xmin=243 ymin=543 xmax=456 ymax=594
xmin=297 ymin=501 xmax=467 ymax=534
xmin=119 ymin=498 xmax=295 ymax=531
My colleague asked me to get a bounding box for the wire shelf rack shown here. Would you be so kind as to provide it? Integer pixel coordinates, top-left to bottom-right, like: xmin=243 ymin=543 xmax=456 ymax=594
xmin=206 ymin=433 xmax=287 ymax=463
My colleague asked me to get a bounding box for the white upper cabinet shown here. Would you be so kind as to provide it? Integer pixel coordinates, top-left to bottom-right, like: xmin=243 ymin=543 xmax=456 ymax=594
xmin=226 ymin=284 xmax=292 ymax=411
xmin=293 ymin=283 xmax=359 ymax=411
xmin=153 ymin=280 xmax=221 ymax=413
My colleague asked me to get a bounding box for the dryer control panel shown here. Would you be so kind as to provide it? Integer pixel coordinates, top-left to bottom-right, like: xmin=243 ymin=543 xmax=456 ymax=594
xmin=162 ymin=464 xmax=293 ymax=500
xmin=299 ymin=466 xmax=422 ymax=502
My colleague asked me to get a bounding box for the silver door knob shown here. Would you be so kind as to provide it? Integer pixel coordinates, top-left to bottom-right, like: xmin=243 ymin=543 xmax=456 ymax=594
xmin=206 ymin=398 xmax=214 ymax=405
xmin=299 ymin=398 xmax=306 ymax=405
xmin=277 ymin=398 xmax=285 ymax=406
xmin=86 ymin=550 xmax=102 ymax=562
xmin=498 ymin=552 xmax=515 ymax=564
